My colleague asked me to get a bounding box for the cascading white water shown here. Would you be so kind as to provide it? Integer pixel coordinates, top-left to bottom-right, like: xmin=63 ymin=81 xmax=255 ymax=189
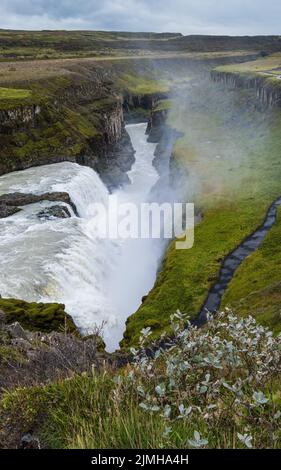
xmin=0 ymin=123 xmax=163 ymax=351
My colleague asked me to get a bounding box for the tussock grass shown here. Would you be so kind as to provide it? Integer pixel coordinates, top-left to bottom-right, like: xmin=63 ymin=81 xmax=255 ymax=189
xmin=0 ymin=374 xmax=168 ymax=449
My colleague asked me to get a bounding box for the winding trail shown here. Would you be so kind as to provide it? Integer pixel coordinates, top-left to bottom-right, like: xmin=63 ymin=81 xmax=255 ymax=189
xmin=196 ymin=197 xmax=281 ymax=325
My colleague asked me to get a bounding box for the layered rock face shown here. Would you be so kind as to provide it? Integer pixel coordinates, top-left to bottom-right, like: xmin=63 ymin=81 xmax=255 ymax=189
xmin=77 ymin=97 xmax=136 ymax=189
xmin=0 ymin=66 xmax=135 ymax=190
xmin=211 ymin=70 xmax=281 ymax=108
xmin=0 ymin=82 xmax=162 ymax=190
xmin=146 ymin=102 xmax=183 ymax=191
xmin=123 ymin=92 xmax=168 ymax=122
xmin=0 ymin=104 xmax=41 ymax=133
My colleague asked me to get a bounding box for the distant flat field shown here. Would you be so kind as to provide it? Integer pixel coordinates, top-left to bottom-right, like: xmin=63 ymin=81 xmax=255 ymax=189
xmin=0 ymin=50 xmax=254 ymax=85
xmin=215 ymin=52 xmax=281 ymax=76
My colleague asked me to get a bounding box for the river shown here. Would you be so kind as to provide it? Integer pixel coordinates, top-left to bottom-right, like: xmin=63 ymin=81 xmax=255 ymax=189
xmin=0 ymin=123 xmax=164 ymax=351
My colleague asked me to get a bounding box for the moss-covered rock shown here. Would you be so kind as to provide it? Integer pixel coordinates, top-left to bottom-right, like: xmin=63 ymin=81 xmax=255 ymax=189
xmin=0 ymin=299 xmax=77 ymax=334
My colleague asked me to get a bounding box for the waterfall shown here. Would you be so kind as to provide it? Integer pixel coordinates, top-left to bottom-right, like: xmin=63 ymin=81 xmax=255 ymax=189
xmin=0 ymin=123 xmax=163 ymax=351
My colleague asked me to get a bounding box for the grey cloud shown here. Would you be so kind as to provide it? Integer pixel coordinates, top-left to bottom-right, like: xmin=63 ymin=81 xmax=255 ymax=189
xmin=0 ymin=0 xmax=280 ymax=35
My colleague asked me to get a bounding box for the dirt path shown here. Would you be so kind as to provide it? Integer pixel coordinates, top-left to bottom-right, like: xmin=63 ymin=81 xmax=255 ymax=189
xmin=196 ymin=197 xmax=281 ymax=324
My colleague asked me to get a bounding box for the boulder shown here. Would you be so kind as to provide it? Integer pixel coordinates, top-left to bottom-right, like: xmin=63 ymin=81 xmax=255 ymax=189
xmin=7 ymin=321 xmax=29 ymax=340
xmin=37 ymin=204 xmax=72 ymax=220
xmin=0 ymin=192 xmax=78 ymax=218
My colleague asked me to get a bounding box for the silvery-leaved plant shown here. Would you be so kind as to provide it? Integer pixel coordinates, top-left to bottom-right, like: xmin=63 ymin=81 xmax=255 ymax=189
xmin=163 ymin=426 xmax=172 ymax=437
xmin=140 ymin=327 xmax=152 ymax=338
xmin=162 ymin=405 xmax=172 ymax=419
xmin=178 ymin=404 xmax=192 ymax=418
xmin=188 ymin=431 xmax=208 ymax=448
xmin=252 ymin=391 xmax=269 ymax=405
xmin=118 ymin=310 xmax=281 ymax=448
xmin=237 ymin=433 xmax=253 ymax=449
xmin=155 ymin=383 xmax=166 ymax=397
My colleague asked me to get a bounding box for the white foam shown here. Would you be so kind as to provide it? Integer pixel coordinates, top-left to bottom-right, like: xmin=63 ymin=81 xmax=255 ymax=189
xmin=0 ymin=123 xmax=163 ymax=351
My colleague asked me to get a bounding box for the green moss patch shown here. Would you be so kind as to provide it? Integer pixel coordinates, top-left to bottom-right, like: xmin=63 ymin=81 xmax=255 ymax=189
xmin=0 ymin=87 xmax=31 ymax=100
xmin=0 ymin=298 xmax=77 ymax=334
xmin=154 ymin=99 xmax=172 ymax=111
xmin=118 ymin=73 xmax=169 ymax=95
xmin=0 ymin=86 xmax=33 ymax=110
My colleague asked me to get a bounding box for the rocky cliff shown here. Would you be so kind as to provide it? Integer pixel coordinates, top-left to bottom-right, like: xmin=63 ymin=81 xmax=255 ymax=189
xmin=0 ymin=306 xmax=104 ymax=392
xmin=0 ymin=62 xmax=167 ymax=190
xmin=0 ymin=104 xmax=41 ymax=133
xmin=211 ymin=69 xmax=281 ymax=108
xmin=0 ymin=53 xmax=261 ymax=189
xmin=0 ymin=84 xmax=135 ymax=189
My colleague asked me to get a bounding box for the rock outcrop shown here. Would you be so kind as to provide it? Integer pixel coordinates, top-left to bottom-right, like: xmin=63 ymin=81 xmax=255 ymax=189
xmin=0 ymin=309 xmax=104 ymax=391
xmin=0 ymin=191 xmax=78 ymax=218
xmin=123 ymin=92 xmax=168 ymax=123
xmin=0 ymin=104 xmax=41 ymax=133
xmin=211 ymin=70 xmax=281 ymax=108
xmin=0 ymin=68 xmax=135 ymax=190
xmin=77 ymin=98 xmax=136 ymax=189
xmin=146 ymin=106 xmax=168 ymax=143
xmin=37 ymin=204 xmax=71 ymax=220
xmin=146 ymin=100 xmax=183 ymax=194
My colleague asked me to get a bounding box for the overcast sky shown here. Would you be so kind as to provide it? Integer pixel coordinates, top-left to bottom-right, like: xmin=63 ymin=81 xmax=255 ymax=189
xmin=0 ymin=0 xmax=280 ymax=36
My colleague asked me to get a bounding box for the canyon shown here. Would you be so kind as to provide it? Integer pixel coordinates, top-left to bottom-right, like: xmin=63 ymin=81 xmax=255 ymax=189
xmin=1 ymin=49 xmax=281 ymax=347
xmin=1 ymin=33 xmax=281 ymax=448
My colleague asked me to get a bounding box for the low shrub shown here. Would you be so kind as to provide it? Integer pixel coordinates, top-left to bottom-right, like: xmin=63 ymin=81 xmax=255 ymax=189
xmin=1 ymin=310 xmax=280 ymax=448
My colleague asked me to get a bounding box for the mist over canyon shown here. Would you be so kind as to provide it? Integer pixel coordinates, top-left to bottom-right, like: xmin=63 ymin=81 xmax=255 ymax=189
xmin=0 ymin=28 xmax=281 ymax=451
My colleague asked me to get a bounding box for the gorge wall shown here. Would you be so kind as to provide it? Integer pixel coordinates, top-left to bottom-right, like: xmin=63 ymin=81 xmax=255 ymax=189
xmin=211 ymin=69 xmax=281 ymax=108
xmin=0 ymin=53 xmax=261 ymax=191
xmin=0 ymin=84 xmax=131 ymax=189
xmin=0 ymin=62 xmax=167 ymax=190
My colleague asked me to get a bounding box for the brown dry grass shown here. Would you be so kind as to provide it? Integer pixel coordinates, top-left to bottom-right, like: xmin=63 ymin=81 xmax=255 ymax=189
xmin=0 ymin=50 xmax=254 ymax=85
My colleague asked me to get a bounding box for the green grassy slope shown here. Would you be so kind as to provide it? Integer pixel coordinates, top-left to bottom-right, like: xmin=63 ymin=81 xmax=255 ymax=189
xmin=214 ymin=52 xmax=281 ymax=78
xmin=221 ymin=207 xmax=281 ymax=333
xmin=122 ymin=71 xmax=281 ymax=347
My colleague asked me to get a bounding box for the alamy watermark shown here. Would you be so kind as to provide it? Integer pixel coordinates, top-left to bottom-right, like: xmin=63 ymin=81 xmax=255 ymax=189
xmin=87 ymin=196 xmax=194 ymax=250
